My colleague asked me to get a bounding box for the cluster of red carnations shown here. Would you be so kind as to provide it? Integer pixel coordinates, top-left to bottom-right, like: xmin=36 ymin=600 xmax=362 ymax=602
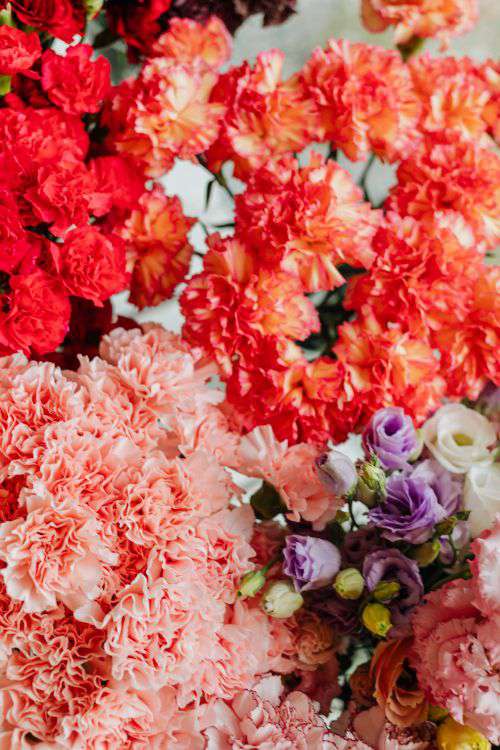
xmin=0 ymin=0 xmax=498 ymax=451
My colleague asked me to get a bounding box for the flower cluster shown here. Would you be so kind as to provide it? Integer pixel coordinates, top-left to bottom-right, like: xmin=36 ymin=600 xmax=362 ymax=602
xmin=0 ymin=324 xmax=341 ymax=746
xmin=237 ymin=399 xmax=499 ymax=747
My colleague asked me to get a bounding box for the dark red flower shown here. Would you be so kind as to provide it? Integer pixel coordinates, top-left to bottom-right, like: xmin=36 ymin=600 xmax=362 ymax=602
xmin=5 ymin=0 xmax=85 ymax=43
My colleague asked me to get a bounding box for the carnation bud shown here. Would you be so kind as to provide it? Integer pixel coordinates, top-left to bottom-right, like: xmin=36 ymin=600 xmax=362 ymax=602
xmin=437 ymin=717 xmax=490 ymax=750
xmin=316 ymin=450 xmax=358 ymax=497
xmin=250 ymin=481 xmax=286 ymax=520
xmin=238 ymin=569 xmax=267 ymax=599
xmin=262 ymin=580 xmax=303 ymax=619
xmin=362 ymin=603 xmax=392 ymax=637
xmin=0 ymin=8 xmax=13 ymax=26
xmin=334 ymin=568 xmax=364 ymax=600
xmin=373 ymin=580 xmax=400 ymax=602
xmin=356 ymin=460 xmax=386 ymax=508
xmin=409 ymin=539 xmax=441 ymax=568
xmin=83 ymin=0 xmax=103 ymax=18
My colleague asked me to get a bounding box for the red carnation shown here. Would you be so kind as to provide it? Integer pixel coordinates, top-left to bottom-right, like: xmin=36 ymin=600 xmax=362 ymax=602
xmin=0 ymin=190 xmax=40 ymax=274
xmin=0 ymin=269 xmax=70 ymax=355
xmin=0 ymin=26 xmax=41 ymax=76
xmin=5 ymin=0 xmax=85 ymax=42
xmin=41 ymin=45 xmax=111 ymax=115
xmin=50 ymin=226 xmax=129 ymax=306
xmin=24 ymin=159 xmax=104 ymax=236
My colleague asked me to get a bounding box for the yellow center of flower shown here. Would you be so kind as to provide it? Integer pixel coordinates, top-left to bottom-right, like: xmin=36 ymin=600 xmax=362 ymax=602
xmin=453 ymin=433 xmax=474 ymax=446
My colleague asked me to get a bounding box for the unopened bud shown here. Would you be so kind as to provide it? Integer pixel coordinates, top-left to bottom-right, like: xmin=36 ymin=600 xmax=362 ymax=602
xmin=428 ymin=705 xmax=449 ymax=722
xmin=262 ymin=580 xmax=303 ymax=619
xmin=410 ymin=539 xmax=441 ymax=568
xmin=84 ymin=0 xmax=104 ymax=18
xmin=0 ymin=75 xmax=11 ymax=97
xmin=437 ymin=717 xmax=490 ymax=750
xmin=373 ymin=580 xmax=400 ymax=602
xmin=316 ymin=450 xmax=358 ymax=497
xmin=362 ymin=603 xmax=392 ymax=637
xmin=356 ymin=460 xmax=386 ymax=508
xmin=334 ymin=568 xmax=364 ymax=600
xmin=238 ymin=569 xmax=267 ymax=599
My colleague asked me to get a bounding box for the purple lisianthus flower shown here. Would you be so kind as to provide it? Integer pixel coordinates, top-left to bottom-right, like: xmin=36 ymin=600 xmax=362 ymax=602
xmin=407 ymin=459 xmax=462 ymax=516
xmin=363 ymin=549 xmax=423 ymax=635
xmin=316 ymin=450 xmax=358 ymax=497
xmin=369 ymin=473 xmax=446 ymax=544
xmin=283 ymin=535 xmax=341 ymax=592
xmin=363 ymin=407 xmax=420 ymax=470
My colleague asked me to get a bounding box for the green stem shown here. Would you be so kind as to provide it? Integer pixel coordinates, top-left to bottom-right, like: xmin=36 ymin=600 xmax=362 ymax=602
xmin=197 ymin=155 xmax=235 ymax=201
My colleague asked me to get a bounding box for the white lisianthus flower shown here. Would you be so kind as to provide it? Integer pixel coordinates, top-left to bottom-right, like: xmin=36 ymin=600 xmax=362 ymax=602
xmin=421 ymin=404 xmax=496 ymax=474
xmin=464 ymin=463 xmax=500 ymax=537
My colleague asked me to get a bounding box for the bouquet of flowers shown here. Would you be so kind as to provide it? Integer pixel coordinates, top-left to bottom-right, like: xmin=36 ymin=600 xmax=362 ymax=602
xmin=0 ymin=0 xmax=498 ymax=747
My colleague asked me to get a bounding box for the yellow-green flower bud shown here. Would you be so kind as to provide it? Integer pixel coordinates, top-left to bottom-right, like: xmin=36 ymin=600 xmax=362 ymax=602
xmin=410 ymin=539 xmax=441 ymax=568
xmin=238 ymin=569 xmax=267 ymax=599
xmin=373 ymin=580 xmax=400 ymax=602
xmin=428 ymin=705 xmax=449 ymax=722
xmin=262 ymin=580 xmax=303 ymax=619
xmin=334 ymin=568 xmax=364 ymax=600
xmin=409 ymin=430 xmax=424 ymax=462
xmin=362 ymin=603 xmax=392 ymax=637
xmin=356 ymin=461 xmax=386 ymax=508
xmin=84 ymin=0 xmax=104 ymax=19
xmin=437 ymin=717 xmax=490 ymax=750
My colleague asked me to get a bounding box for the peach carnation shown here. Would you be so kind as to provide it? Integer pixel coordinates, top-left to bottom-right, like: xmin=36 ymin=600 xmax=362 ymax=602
xmin=205 ymin=49 xmax=318 ymax=178
xmin=118 ymin=189 xmax=195 ymax=309
xmin=0 ymin=492 xmax=117 ymax=616
xmin=387 ymin=134 xmax=500 ymax=251
xmin=112 ymin=61 xmax=225 ymax=176
xmin=153 ymin=16 xmax=232 ymax=70
xmin=411 ymin=580 xmax=500 ymax=743
xmin=300 ymin=39 xmax=420 ymax=162
xmin=410 ymin=54 xmax=497 ymax=144
xmin=236 ymin=152 xmax=381 ymax=292
xmin=470 ymin=516 xmax=500 ymax=617
xmin=361 ymin=0 xmax=479 ymax=47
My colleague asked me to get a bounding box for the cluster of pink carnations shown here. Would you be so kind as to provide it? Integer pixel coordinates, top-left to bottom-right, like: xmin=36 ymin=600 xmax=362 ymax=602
xmin=0 ymin=0 xmax=499 ymax=748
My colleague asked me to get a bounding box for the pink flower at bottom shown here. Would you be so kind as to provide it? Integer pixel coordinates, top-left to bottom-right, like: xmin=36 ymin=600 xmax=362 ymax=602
xmin=411 ymin=579 xmax=500 ymax=743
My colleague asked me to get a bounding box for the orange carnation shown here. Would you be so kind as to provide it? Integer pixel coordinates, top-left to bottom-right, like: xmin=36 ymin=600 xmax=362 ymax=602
xmin=433 ymin=268 xmax=500 ymax=400
xmin=152 ymin=16 xmax=232 ymax=70
xmin=300 ymin=39 xmax=420 ymax=162
xmin=180 ymin=235 xmax=319 ymax=376
xmin=333 ymin=313 xmax=445 ymax=425
xmin=112 ymin=61 xmax=225 ymax=176
xmin=387 ymin=134 xmax=500 ymax=250
xmin=205 ymin=50 xmax=317 ymax=178
xmin=410 ymin=54 xmax=497 ymax=143
xmin=345 ymin=212 xmax=483 ymax=338
xmin=361 ymin=0 xmax=478 ymax=47
xmin=370 ymin=638 xmax=428 ymax=728
xmin=236 ymin=152 xmax=381 ymax=292
xmin=119 ymin=189 xmax=195 ymax=309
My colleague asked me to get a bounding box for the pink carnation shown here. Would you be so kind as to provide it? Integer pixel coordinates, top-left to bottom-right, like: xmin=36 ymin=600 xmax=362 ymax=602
xmin=411 ymin=579 xmax=500 ymax=743
xmin=470 ymin=516 xmax=500 ymax=616
xmin=200 ymin=675 xmax=336 ymax=748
